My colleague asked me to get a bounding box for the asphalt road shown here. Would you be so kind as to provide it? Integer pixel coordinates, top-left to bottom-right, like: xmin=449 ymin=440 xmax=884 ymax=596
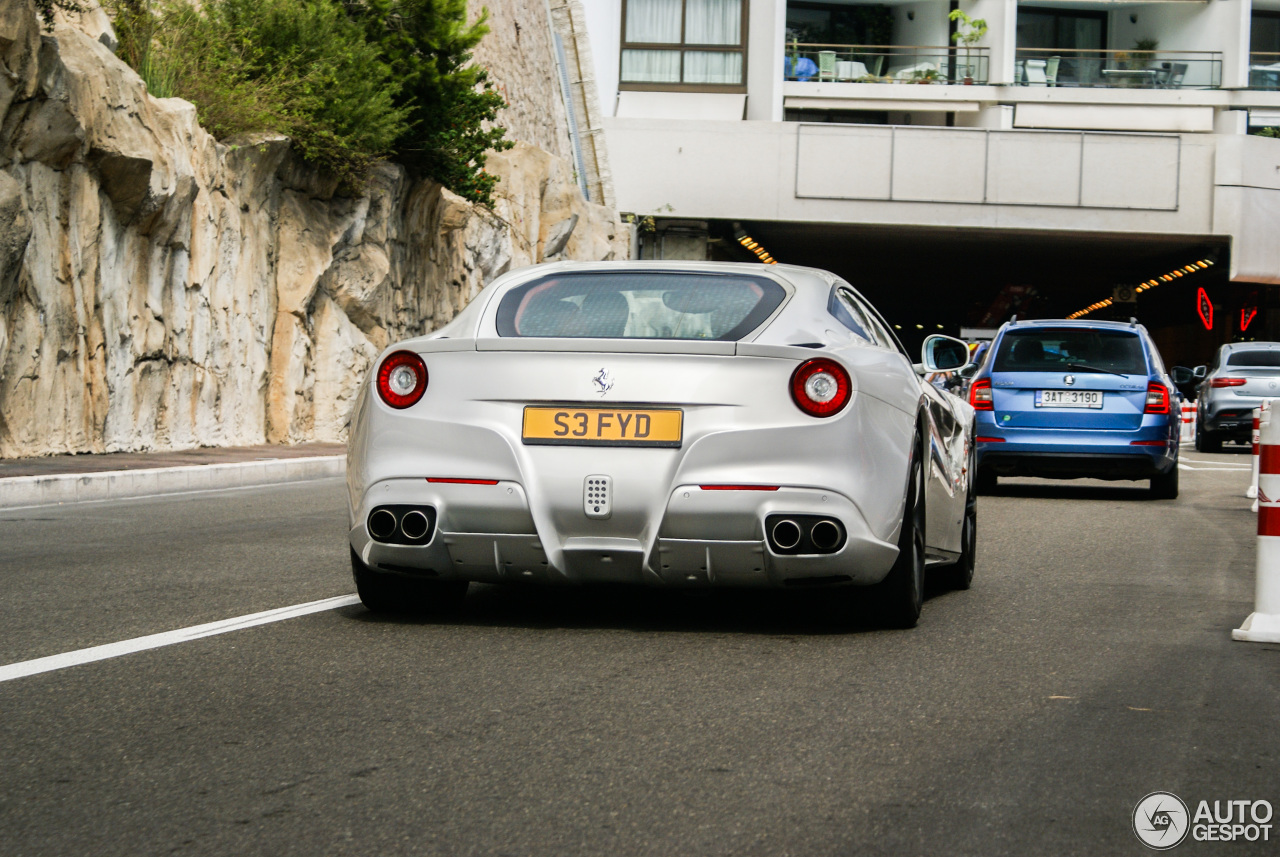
xmin=1 ymin=457 xmax=1277 ymax=856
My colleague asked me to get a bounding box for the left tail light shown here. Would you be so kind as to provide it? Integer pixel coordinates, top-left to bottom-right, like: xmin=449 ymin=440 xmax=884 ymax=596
xmin=376 ymin=350 xmax=428 ymax=409
xmin=790 ymin=358 xmax=851 ymax=417
xmin=1144 ymin=382 xmax=1170 ymax=415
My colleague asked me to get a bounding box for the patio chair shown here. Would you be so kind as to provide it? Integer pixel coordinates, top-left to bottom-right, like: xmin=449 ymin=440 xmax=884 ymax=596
xmin=1024 ymin=59 xmax=1047 ymax=86
xmin=818 ymin=51 xmax=837 ymax=81
xmin=1046 ymin=56 xmax=1060 ymax=86
xmin=1163 ymin=62 xmax=1187 ymax=88
xmin=870 ymin=56 xmax=885 ymax=77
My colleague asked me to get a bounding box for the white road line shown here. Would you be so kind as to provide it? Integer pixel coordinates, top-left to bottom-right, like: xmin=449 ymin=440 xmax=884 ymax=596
xmin=1179 ymin=465 xmax=1255 ymax=471
xmin=1179 ymin=456 xmax=1251 ymax=468
xmin=0 ymin=594 xmax=361 ymax=684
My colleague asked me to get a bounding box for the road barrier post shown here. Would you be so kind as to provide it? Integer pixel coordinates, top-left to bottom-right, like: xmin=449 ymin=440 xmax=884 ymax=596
xmin=1235 ymin=405 xmax=1280 ymax=643
xmin=1248 ymin=406 xmax=1264 ymax=500
xmin=1180 ymin=400 xmax=1196 ymax=444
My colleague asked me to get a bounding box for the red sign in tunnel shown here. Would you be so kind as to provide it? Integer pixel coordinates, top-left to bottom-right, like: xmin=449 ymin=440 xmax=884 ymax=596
xmin=1197 ymin=288 xmax=1213 ymax=330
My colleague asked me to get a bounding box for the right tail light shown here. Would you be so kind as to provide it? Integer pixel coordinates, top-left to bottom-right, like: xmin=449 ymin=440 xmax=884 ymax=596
xmin=790 ymin=359 xmax=851 ymax=417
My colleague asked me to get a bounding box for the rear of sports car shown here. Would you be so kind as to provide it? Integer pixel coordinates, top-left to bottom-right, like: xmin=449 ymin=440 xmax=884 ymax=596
xmin=971 ymin=322 xmax=1179 ymax=492
xmin=346 ymin=265 xmax=917 ymax=596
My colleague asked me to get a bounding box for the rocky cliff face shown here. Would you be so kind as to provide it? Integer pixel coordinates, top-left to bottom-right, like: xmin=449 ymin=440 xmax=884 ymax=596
xmin=0 ymin=0 xmax=626 ymax=457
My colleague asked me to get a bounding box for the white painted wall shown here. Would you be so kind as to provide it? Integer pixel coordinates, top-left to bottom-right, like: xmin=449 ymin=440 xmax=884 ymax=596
xmin=746 ymin=0 xmax=786 ymax=121
xmin=581 ymin=0 xmax=621 ymax=117
xmin=1214 ymin=134 xmax=1280 ymax=282
xmin=604 ymin=116 xmax=1217 ymax=233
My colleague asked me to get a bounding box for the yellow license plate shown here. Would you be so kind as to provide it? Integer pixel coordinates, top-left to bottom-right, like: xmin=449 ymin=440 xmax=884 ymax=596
xmin=522 ymin=407 xmax=683 ymax=447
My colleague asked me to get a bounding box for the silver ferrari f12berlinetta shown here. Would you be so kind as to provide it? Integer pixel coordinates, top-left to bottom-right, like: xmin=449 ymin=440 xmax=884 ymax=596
xmin=346 ymin=261 xmax=976 ymax=627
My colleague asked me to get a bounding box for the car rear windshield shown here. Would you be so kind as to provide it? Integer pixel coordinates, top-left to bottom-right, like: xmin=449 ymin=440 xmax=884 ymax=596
xmin=1226 ymin=350 xmax=1280 ymax=367
xmin=993 ymin=329 xmax=1148 ymax=374
xmin=495 ymin=272 xmax=787 ymax=340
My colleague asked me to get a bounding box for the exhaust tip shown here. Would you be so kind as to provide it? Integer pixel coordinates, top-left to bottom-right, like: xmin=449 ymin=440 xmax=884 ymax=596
xmin=368 ymin=508 xmax=398 ymax=541
xmin=771 ymin=519 xmax=802 ymax=551
xmin=400 ymin=509 xmax=430 ymax=540
xmin=811 ymin=519 xmax=843 ymax=552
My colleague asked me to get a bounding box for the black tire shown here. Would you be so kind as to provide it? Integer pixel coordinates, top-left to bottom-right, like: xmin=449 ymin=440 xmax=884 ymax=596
xmin=974 ymin=466 xmax=997 ymax=494
xmin=351 ymin=547 xmax=468 ymax=614
xmin=946 ymin=467 xmax=977 ymax=591
xmin=876 ymin=450 xmax=926 ymax=628
xmin=1150 ymin=465 xmax=1179 ymax=500
xmin=1196 ymin=425 xmax=1221 ymax=453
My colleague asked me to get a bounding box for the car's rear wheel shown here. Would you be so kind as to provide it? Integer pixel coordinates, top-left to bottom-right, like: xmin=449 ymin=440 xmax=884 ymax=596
xmin=351 ymin=547 xmax=468 ymax=614
xmin=1150 ymin=465 xmax=1179 ymax=500
xmin=1195 ymin=424 xmax=1222 ymax=453
xmin=945 ymin=474 xmax=977 ymax=591
xmin=975 ymin=466 xmax=997 ymax=494
xmin=876 ymin=451 xmax=925 ymax=628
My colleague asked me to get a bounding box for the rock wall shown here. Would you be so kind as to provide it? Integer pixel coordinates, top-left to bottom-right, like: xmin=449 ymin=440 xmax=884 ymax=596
xmin=0 ymin=0 xmax=626 ymax=457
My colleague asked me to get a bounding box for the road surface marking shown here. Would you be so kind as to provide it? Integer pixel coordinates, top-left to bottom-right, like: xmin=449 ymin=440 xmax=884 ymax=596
xmin=1178 ymin=456 xmax=1250 ymax=468
xmin=0 ymin=594 xmax=361 ymax=683
xmin=1179 ymin=464 xmax=1254 ymax=471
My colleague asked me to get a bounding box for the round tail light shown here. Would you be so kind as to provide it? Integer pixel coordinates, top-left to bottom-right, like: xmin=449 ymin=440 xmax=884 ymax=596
xmin=790 ymin=358 xmax=851 ymax=417
xmin=376 ymin=350 xmax=428 ymax=409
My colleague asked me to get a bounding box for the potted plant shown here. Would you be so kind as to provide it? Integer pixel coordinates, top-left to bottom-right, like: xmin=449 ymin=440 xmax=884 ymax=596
xmin=949 ymin=9 xmax=988 ymax=84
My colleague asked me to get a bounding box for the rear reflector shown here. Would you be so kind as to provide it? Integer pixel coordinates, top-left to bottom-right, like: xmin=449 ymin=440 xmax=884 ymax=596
xmin=975 ymin=437 xmax=1005 ymax=443
xmin=1130 ymin=440 xmax=1168 ymax=446
xmin=427 ymin=478 xmax=499 ymax=485
xmin=1210 ymin=377 xmax=1247 ymax=388
xmin=699 ymin=485 xmax=780 ymax=491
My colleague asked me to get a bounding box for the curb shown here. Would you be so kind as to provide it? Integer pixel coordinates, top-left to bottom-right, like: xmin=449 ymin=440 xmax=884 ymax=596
xmin=0 ymin=456 xmax=346 ymax=510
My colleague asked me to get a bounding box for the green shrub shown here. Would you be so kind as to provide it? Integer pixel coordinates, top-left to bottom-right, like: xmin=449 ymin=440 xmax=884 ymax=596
xmin=346 ymin=0 xmax=514 ymax=204
xmin=103 ymin=0 xmax=511 ymax=203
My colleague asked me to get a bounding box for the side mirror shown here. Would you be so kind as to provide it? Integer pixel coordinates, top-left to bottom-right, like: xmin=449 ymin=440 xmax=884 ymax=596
xmin=1171 ymin=366 xmax=1193 ymax=385
xmin=1193 ymin=365 xmax=1207 ymax=379
xmin=921 ymin=334 xmax=970 ymax=373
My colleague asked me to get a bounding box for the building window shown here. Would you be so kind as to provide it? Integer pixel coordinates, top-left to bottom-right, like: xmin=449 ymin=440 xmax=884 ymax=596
xmin=620 ymin=0 xmax=747 ymax=90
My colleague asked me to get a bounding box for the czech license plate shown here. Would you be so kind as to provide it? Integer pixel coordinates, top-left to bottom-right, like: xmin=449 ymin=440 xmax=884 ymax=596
xmin=1035 ymin=390 xmax=1103 ymax=408
xmin=522 ymin=407 xmax=683 ymax=447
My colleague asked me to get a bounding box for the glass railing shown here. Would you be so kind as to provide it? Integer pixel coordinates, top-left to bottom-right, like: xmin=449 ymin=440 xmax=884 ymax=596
xmin=785 ymin=43 xmax=990 ymax=85
xmin=1013 ymin=49 xmax=1222 ymax=89
xmin=1250 ymin=53 xmax=1280 ymax=90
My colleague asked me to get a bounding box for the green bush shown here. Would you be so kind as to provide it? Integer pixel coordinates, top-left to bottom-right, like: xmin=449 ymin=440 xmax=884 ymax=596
xmin=104 ymin=0 xmax=511 ymax=204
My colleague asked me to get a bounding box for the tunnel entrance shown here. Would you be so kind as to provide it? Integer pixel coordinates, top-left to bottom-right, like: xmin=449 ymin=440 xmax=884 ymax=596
xmin=637 ymin=219 xmax=1265 ymax=370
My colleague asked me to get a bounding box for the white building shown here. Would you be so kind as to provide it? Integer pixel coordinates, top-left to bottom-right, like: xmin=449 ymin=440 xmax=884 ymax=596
xmin=574 ymin=0 xmax=1280 ymax=356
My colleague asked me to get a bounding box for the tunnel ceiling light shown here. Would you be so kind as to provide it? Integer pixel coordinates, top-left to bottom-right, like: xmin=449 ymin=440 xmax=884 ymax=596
xmin=733 ymin=229 xmax=777 ymax=265
xmin=1068 ymin=255 xmax=1218 ymax=320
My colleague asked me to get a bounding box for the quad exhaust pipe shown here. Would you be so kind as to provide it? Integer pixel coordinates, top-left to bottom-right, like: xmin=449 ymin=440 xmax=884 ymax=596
xmin=366 ymin=505 xmax=437 ymax=545
xmin=766 ymin=514 xmax=846 ymax=554
xmin=810 ymin=519 xmax=843 ymax=551
xmin=771 ymin=519 xmax=802 ymax=550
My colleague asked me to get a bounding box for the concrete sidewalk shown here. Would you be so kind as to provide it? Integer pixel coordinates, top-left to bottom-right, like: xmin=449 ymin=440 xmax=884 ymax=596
xmin=0 ymin=443 xmax=346 ymax=509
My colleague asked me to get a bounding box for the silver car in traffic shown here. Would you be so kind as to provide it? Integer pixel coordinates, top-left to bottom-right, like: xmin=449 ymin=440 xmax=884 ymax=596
xmin=346 ymin=261 xmax=977 ymax=627
xmin=1192 ymin=342 xmax=1280 ymax=452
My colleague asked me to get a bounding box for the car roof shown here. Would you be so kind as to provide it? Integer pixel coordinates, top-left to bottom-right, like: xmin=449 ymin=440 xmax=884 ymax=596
xmin=1002 ymin=319 xmax=1148 ymax=335
xmin=1222 ymin=341 xmax=1280 ymax=350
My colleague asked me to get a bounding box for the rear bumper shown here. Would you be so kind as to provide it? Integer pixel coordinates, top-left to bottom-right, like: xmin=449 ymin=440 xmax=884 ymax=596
xmin=348 ymin=477 xmax=901 ymax=588
xmin=975 ymin=420 xmax=1178 ymax=480
xmin=1201 ymin=399 xmax=1264 ymax=438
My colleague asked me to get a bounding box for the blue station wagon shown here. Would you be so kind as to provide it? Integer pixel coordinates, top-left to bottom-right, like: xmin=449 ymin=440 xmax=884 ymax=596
xmin=968 ymin=319 xmax=1180 ymax=498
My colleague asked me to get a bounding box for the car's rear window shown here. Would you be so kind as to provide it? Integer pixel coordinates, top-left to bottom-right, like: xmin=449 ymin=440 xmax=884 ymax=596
xmin=1226 ymin=350 xmax=1280 ymax=367
xmin=993 ymin=328 xmax=1148 ymax=374
xmin=495 ymin=272 xmax=786 ymax=340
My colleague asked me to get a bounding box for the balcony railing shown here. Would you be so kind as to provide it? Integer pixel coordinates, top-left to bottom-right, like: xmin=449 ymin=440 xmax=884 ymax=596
xmin=1250 ymin=52 xmax=1280 ymax=90
xmin=1014 ymin=48 xmax=1222 ymax=89
xmin=785 ymin=42 xmax=990 ymax=85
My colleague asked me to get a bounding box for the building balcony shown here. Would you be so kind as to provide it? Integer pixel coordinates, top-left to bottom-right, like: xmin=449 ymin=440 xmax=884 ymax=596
xmin=785 ymin=42 xmax=990 ymax=86
xmin=1012 ymin=49 xmax=1222 ymax=90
